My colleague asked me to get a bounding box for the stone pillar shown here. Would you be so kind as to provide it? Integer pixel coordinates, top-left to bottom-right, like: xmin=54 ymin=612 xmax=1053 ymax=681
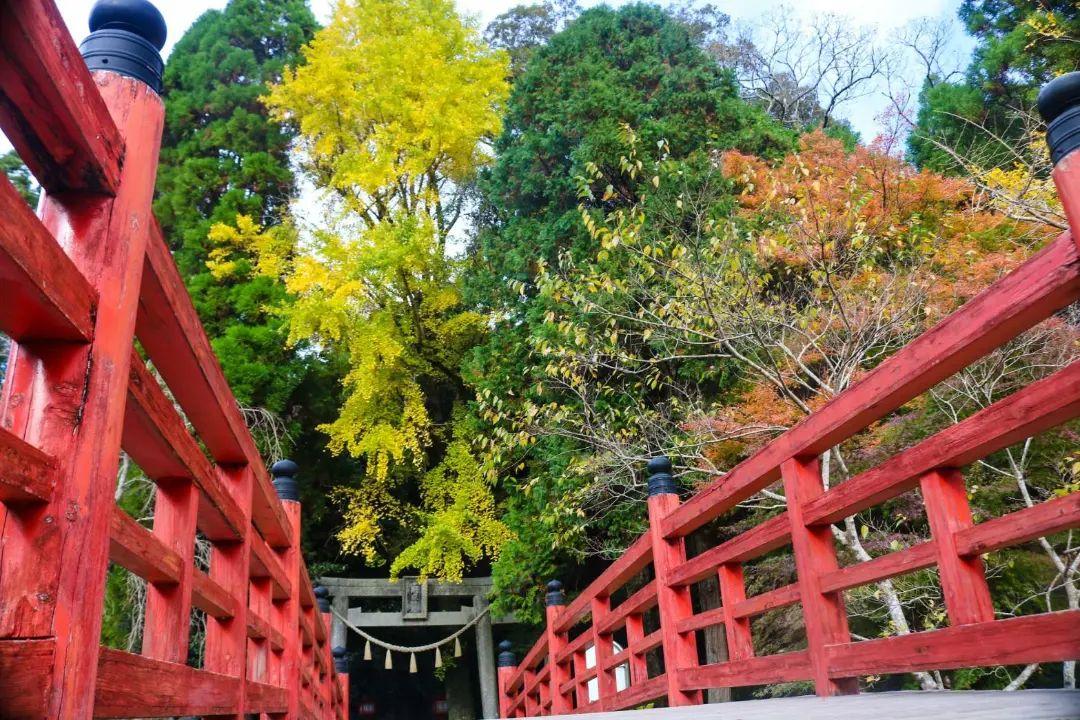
xmin=475 ymin=594 xmax=498 ymax=719
xmin=331 ymin=593 xmax=349 ymax=650
xmin=446 ymin=646 xmax=476 ymax=720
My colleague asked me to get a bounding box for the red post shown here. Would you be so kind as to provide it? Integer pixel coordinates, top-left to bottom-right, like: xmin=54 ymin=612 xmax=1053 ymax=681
xmin=920 ymin=469 xmax=994 ymax=625
xmin=624 ymin=612 xmax=648 ymax=685
xmin=142 ymin=478 xmax=199 ymax=662
xmin=315 ymin=587 xmax=334 ymax=713
xmin=526 ymin=663 xmax=543 ymax=716
xmin=544 ymin=581 xmax=573 ymax=713
xmin=0 ymin=13 xmax=165 ymax=718
xmin=204 ymin=465 xmax=255 ymax=718
xmin=496 ymin=641 xmax=517 ymax=718
xmin=717 ymin=563 xmax=754 ymax=661
xmin=272 ymin=460 xmax=302 ymax=719
xmin=333 ymin=645 xmax=350 ymax=719
xmin=782 ymin=456 xmax=858 ymax=696
xmin=1041 ymin=73 xmax=1080 ymax=239
xmin=250 ymin=576 xmax=274 ymax=683
xmin=572 ymin=647 xmax=588 ymax=707
xmin=589 ymin=595 xmax=617 ymax=708
xmin=645 ymin=457 xmax=702 ymax=706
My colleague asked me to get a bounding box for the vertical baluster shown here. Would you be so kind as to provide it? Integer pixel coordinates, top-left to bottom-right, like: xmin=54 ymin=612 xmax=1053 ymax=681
xmin=316 ymin=586 xmax=334 ymax=715
xmin=333 ymin=645 xmax=350 ymax=719
xmin=523 ymin=665 xmax=539 ymax=716
xmin=143 ymin=478 xmax=199 ymax=662
xmin=569 ymin=646 xmax=585 ymax=708
xmin=250 ymin=577 xmax=273 ymax=684
xmin=204 ymin=465 xmax=254 ymax=718
xmin=920 ymin=469 xmax=994 ymax=625
xmin=625 ymin=612 xmax=648 ymax=685
xmin=544 ymin=581 xmax=572 ymax=713
xmin=301 ymin=603 xmax=316 ymax=712
xmin=782 ymin=456 xmax=858 ymax=696
xmin=589 ymin=595 xmax=616 ymax=708
xmin=645 ymin=457 xmax=702 ymax=706
xmin=717 ymin=563 xmax=754 ymax=662
xmin=273 ymin=459 xmax=303 ymax=718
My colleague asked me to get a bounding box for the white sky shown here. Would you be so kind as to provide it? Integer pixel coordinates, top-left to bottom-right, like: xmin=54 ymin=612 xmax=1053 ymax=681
xmin=37 ymin=0 xmax=973 ymax=143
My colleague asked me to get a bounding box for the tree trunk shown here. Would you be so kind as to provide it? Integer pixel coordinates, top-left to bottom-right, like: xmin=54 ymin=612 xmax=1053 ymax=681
xmin=688 ymin=534 xmax=731 ymax=703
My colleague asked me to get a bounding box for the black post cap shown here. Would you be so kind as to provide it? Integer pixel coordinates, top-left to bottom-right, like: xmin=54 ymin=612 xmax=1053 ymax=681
xmin=1038 ymin=72 xmax=1080 ymax=165
xmin=497 ymin=640 xmax=516 ymax=667
xmin=332 ymin=645 xmax=349 ymax=673
xmin=545 ymin=579 xmax=566 ymax=607
xmin=271 ymin=459 xmax=300 ymax=502
xmin=79 ymin=1 xmax=166 ymax=93
xmin=646 ymin=456 xmax=677 ymax=496
xmin=314 ymin=585 xmax=331 ymax=613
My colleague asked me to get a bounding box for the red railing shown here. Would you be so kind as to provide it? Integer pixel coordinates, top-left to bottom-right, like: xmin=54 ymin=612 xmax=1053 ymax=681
xmin=496 ymin=74 xmax=1080 ymax=716
xmin=0 ymin=2 xmax=347 ymax=718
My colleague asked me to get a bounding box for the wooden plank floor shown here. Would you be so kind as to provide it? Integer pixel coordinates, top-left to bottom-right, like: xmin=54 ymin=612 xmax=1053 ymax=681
xmin=536 ymin=690 xmax=1080 ymax=719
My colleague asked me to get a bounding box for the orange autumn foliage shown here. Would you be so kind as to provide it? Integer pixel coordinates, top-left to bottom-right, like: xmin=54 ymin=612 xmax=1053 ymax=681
xmin=722 ymin=131 xmax=1056 ymax=313
xmin=705 ymin=132 xmax=1059 ymax=463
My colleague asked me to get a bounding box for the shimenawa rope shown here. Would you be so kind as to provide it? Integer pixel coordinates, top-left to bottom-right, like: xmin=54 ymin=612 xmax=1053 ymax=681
xmin=330 ymin=605 xmax=491 ymax=671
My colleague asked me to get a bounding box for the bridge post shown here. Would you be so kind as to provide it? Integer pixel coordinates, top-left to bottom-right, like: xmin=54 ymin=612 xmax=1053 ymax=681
xmin=204 ymin=465 xmax=255 ymax=719
xmin=544 ymin=581 xmax=573 ymax=713
xmin=645 ymin=457 xmax=702 ymax=706
xmin=919 ymin=469 xmax=994 ymax=626
xmin=273 ymin=459 xmax=303 ymax=719
xmin=316 ymin=586 xmax=334 ymax=715
xmin=1041 ymin=72 xmax=1080 ymax=240
xmin=716 ymin=563 xmax=754 ymax=662
xmin=333 ymin=645 xmax=350 ymax=718
xmin=781 ymin=456 xmax=858 ymax=696
xmin=0 ymin=2 xmax=165 ymax=717
xmin=497 ymin=640 xmax=517 ymax=718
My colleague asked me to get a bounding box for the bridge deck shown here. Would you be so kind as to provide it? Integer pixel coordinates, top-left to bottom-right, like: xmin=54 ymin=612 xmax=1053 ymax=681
xmin=528 ymin=690 xmax=1080 ymax=719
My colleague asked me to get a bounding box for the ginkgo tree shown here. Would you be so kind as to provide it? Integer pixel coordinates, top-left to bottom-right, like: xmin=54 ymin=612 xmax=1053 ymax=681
xmin=209 ymin=0 xmax=512 ymax=578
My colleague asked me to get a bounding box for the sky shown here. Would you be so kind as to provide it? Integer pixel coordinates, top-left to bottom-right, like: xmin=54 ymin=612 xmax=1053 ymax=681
xmin=30 ymin=0 xmax=974 ymax=146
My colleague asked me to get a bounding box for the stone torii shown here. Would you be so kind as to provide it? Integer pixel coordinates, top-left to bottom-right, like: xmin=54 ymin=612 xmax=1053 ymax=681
xmin=320 ymin=576 xmax=515 ymax=719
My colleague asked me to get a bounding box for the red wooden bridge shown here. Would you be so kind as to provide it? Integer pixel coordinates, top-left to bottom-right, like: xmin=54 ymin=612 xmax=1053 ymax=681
xmin=494 ymin=74 xmax=1080 ymax=718
xmin=0 ymin=1 xmax=347 ymax=717
xmin=0 ymin=0 xmax=1079 ymax=719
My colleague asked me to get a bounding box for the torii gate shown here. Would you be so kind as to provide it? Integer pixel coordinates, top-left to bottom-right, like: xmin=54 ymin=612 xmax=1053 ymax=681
xmin=321 ymin=576 xmax=516 ymax=719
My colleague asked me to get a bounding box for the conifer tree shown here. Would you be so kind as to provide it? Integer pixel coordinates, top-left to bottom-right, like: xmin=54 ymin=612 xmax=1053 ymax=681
xmin=153 ymin=0 xmax=318 ymax=414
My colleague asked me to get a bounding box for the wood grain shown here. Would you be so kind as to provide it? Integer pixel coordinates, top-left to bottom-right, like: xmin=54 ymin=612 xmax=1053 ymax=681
xmin=825 ymin=610 xmax=1080 ymax=678
xmin=957 ymin=492 xmax=1080 ymax=556
xmin=676 ymin=651 xmax=812 ymax=690
xmin=0 ymin=637 xmax=53 ymax=719
xmin=0 ymin=426 xmax=57 ymax=505
xmin=192 ymin=567 xmax=238 ymax=620
xmin=0 ymin=0 xmax=123 ymax=194
xmin=93 ymin=647 xmax=240 ymax=717
xmin=108 ymin=504 xmax=183 ymax=585
xmin=668 ymin=514 xmax=791 ymax=587
xmin=124 ymin=354 xmax=245 ymax=540
xmin=819 ymin=542 xmax=938 ymax=594
xmin=0 ymin=174 xmax=96 ymax=342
